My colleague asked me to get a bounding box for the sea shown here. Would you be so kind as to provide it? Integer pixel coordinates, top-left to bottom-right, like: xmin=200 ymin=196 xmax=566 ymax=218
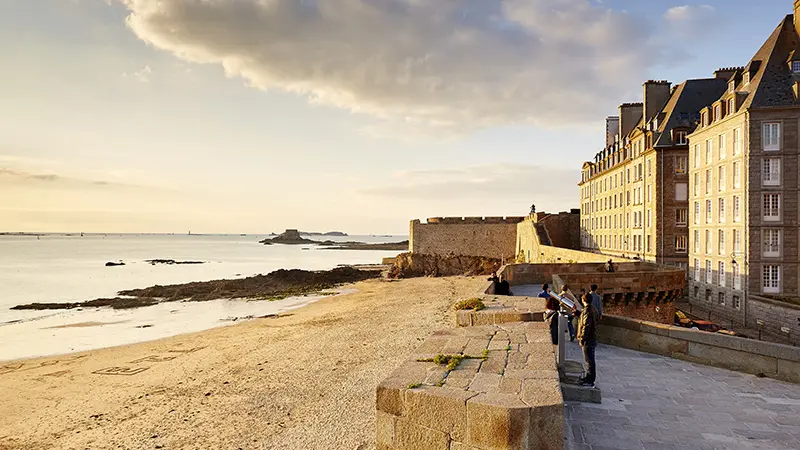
xmin=0 ymin=233 xmax=405 ymax=362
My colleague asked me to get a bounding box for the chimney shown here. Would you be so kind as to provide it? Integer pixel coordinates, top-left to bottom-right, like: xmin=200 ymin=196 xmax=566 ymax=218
xmin=618 ymin=103 xmax=642 ymax=139
xmin=714 ymin=67 xmax=741 ymax=81
xmin=605 ymin=116 xmax=619 ymax=147
xmin=795 ymin=0 xmax=800 ymax=34
xmin=643 ymin=80 xmax=671 ymax=123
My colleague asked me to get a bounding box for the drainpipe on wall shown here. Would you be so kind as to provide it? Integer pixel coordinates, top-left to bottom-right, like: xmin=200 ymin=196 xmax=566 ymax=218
xmin=660 ymin=148 xmax=665 ymax=265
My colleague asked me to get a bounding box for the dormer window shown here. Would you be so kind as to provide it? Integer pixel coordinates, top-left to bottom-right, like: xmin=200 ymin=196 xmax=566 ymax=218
xmin=728 ymin=80 xmax=735 ymax=93
xmin=674 ymin=130 xmax=688 ymax=145
xmin=728 ymin=98 xmax=736 ymax=114
xmin=714 ymin=104 xmax=722 ymax=121
xmin=792 ymin=61 xmax=800 ymax=73
xmin=744 ymin=72 xmax=750 ymax=86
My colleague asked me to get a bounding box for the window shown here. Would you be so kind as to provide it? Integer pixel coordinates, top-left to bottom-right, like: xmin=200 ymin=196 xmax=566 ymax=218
xmin=693 ymin=173 xmax=699 ymax=197
xmin=694 ymin=202 xmax=700 ymax=225
xmin=718 ymin=292 xmax=726 ymax=305
xmin=647 ymin=235 xmax=651 ymax=252
xmin=733 ymin=295 xmax=741 ymax=310
xmin=744 ymin=72 xmax=750 ymax=86
xmin=764 ymin=229 xmax=781 ymax=257
xmin=705 ymin=169 xmax=712 ymax=194
xmin=763 ymin=265 xmax=780 ymax=294
xmin=733 ymin=195 xmax=741 ymax=222
xmin=714 ymin=105 xmax=722 ymax=121
xmin=706 ymin=229 xmax=712 ymax=254
xmin=733 ymin=161 xmax=741 ymax=188
xmin=677 ymin=208 xmax=687 ymax=226
xmin=763 ymin=193 xmax=781 ymax=221
xmin=694 ymin=230 xmax=700 ymax=253
xmin=676 ymin=236 xmax=687 ymax=252
xmin=733 ymin=128 xmax=741 ymax=156
xmin=763 ymin=158 xmax=781 ymax=186
xmin=647 ymin=160 xmax=652 ymax=177
xmin=706 ymin=139 xmax=713 ymax=163
xmin=675 ymin=131 xmax=688 ymax=145
xmin=733 ymin=262 xmax=741 ymax=290
xmin=676 ymin=183 xmax=688 ymax=201
xmin=706 ymin=260 xmax=713 ymax=283
xmin=763 ymin=123 xmax=780 ymax=151
xmin=718 ymin=166 xmax=726 ymax=192
xmin=718 ymin=230 xmax=726 ymax=255
xmin=647 ymin=210 xmax=651 ymax=228
xmin=675 ymin=156 xmax=688 ymax=174
xmin=694 ymin=259 xmax=700 ymax=280
xmin=718 ymin=198 xmax=726 ymax=223
xmin=647 ymin=185 xmax=652 ymax=203
xmin=706 ymin=200 xmax=712 ymax=224
xmin=792 ymin=61 xmax=800 ymax=72
xmin=719 ymin=134 xmax=726 ymax=160
xmin=728 ymin=98 xmax=735 ymax=114
xmin=694 ymin=144 xmax=700 ymax=168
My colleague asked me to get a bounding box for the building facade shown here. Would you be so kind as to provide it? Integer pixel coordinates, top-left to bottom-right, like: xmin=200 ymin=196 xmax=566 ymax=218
xmin=687 ymin=7 xmax=800 ymax=327
xmin=579 ymin=79 xmax=727 ymax=267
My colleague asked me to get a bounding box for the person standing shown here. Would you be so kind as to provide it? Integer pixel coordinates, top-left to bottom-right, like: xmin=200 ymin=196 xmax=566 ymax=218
xmin=577 ymin=293 xmax=600 ymax=387
xmin=495 ymin=274 xmax=512 ymax=296
xmin=559 ymin=285 xmax=577 ymax=341
xmin=589 ymin=284 xmax=603 ymax=319
xmin=487 ymin=273 xmax=499 ymax=295
xmin=539 ymin=284 xmax=559 ymax=345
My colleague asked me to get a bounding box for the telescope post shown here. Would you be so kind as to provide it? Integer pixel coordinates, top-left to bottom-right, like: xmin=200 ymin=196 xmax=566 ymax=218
xmin=557 ymin=312 xmax=566 ymax=368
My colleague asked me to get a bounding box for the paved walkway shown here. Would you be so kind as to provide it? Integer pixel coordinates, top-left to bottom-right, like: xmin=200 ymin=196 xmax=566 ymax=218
xmin=564 ymin=341 xmax=800 ymax=450
xmin=511 ymin=284 xmax=542 ymax=297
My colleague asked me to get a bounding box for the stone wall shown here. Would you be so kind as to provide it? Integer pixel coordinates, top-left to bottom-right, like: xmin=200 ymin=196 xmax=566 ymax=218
xmin=597 ymin=315 xmax=800 ymax=384
xmin=516 ymin=215 xmax=634 ymax=264
xmin=410 ymin=217 xmax=523 ymax=260
xmin=746 ymin=295 xmax=800 ymax=345
xmin=388 ymin=253 xmax=501 ymax=279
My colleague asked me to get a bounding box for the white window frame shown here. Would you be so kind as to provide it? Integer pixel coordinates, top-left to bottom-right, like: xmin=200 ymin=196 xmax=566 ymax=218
xmin=694 ymin=202 xmax=700 ymax=225
xmin=733 ymin=263 xmax=741 ymax=290
xmin=676 ymin=236 xmax=688 ymax=253
xmin=676 ymin=131 xmax=688 ymax=145
xmin=763 ymin=193 xmax=781 ymax=222
xmin=733 ymin=195 xmax=741 ymax=223
xmin=718 ymin=229 xmax=726 ymax=255
xmin=694 ymin=259 xmax=700 ymax=280
xmin=706 ymin=139 xmax=713 ymax=164
xmin=694 ymin=230 xmax=700 ymax=253
xmin=763 ymin=158 xmax=781 ymax=187
xmin=718 ymin=261 xmax=726 ymax=287
xmin=762 ymin=265 xmax=780 ymax=294
xmin=733 ymin=161 xmax=741 ymax=188
xmin=675 ymin=156 xmax=688 ymax=174
xmin=719 ymin=134 xmax=726 ymax=160
xmin=705 ymin=229 xmax=712 ymax=254
xmin=694 ymin=144 xmax=700 ymax=168
xmin=733 ymin=128 xmax=741 ymax=156
xmin=718 ymin=166 xmax=726 ymax=192
xmin=763 ymin=123 xmax=781 ymax=152
xmin=733 ymin=229 xmax=742 ymax=253
xmin=705 ymin=169 xmax=712 ymax=195
xmin=718 ymin=198 xmax=726 ymax=223
xmin=706 ymin=260 xmax=713 ymax=284
xmin=763 ymin=229 xmax=781 ymax=258
xmin=677 ymin=208 xmax=688 ymax=226
xmin=706 ymin=200 xmax=712 ymax=224
xmin=733 ymin=295 xmax=741 ymax=310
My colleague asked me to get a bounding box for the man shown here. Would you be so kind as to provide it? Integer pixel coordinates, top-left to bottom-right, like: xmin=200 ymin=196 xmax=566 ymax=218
xmin=606 ymin=259 xmax=615 ymax=273
xmin=577 ymin=293 xmax=600 ymax=387
xmin=495 ymin=274 xmax=512 ymax=296
xmin=539 ymin=284 xmax=559 ymax=345
xmin=487 ymin=273 xmax=500 ymax=295
xmin=589 ymin=284 xmax=603 ymax=319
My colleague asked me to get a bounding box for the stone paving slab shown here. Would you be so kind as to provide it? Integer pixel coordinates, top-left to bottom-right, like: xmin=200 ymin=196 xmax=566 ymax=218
xmin=563 ymin=341 xmax=800 ymax=450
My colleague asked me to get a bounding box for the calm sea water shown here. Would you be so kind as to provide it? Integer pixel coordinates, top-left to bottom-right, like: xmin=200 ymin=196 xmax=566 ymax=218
xmin=0 ymin=234 xmax=404 ymax=361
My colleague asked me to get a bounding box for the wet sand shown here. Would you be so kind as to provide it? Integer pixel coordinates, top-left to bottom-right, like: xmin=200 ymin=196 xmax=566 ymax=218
xmin=0 ymin=276 xmax=484 ymax=450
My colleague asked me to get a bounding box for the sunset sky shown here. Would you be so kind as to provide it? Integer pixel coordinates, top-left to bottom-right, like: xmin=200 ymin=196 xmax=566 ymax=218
xmin=0 ymin=0 xmax=789 ymax=234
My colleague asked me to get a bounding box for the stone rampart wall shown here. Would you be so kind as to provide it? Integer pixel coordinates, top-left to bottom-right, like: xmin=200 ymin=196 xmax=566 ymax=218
xmin=746 ymin=295 xmax=800 ymax=346
xmin=410 ymin=218 xmax=522 ymax=259
xmin=499 ymin=262 xmax=660 ymax=286
xmin=516 ymin=218 xmax=634 ymax=264
xmin=598 ymin=315 xmax=800 ymax=384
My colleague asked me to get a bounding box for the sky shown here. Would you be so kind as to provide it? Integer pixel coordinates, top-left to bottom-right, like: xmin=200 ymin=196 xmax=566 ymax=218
xmin=0 ymin=0 xmax=793 ymax=234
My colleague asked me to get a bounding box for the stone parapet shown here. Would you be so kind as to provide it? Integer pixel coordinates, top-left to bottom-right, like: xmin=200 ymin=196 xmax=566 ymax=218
xmin=598 ymin=314 xmax=800 ymax=384
xmin=376 ymin=323 xmax=563 ymax=450
xmin=455 ymin=296 xmax=546 ymax=327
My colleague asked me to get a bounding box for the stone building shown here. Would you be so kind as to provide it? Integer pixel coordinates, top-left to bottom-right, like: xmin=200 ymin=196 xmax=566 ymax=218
xmin=687 ymin=3 xmax=800 ymax=338
xmin=579 ymin=78 xmax=728 ymax=267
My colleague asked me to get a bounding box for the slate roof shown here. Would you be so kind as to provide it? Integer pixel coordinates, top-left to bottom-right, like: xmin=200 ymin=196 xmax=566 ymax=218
xmin=727 ymin=15 xmax=800 ymax=109
xmin=652 ymin=78 xmax=729 ymax=147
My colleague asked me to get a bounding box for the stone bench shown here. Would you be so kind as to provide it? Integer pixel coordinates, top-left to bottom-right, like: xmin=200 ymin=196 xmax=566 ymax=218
xmin=376 ymin=322 xmax=563 ymax=450
xmin=455 ymin=296 xmax=546 ymax=327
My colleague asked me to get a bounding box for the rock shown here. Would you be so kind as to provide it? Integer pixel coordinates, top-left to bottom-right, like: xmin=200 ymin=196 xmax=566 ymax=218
xmin=145 ymin=259 xmax=205 ymax=265
xmin=388 ymin=253 xmax=501 ymax=279
xmin=259 ymin=229 xmax=318 ymax=245
xmin=105 ymin=261 xmax=125 ymax=267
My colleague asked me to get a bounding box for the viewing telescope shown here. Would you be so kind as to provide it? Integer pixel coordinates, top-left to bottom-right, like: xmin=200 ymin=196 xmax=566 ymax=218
xmin=547 ymin=291 xmax=575 ymax=310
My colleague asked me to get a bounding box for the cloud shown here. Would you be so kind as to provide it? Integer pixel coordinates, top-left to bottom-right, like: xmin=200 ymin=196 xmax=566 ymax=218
xmin=119 ymin=0 xmax=661 ymax=132
xmin=0 ymin=168 xmax=141 ymax=189
xmin=123 ymin=64 xmax=152 ymax=83
xmin=358 ymin=163 xmax=578 ymax=212
xmin=663 ymin=5 xmax=716 ymax=38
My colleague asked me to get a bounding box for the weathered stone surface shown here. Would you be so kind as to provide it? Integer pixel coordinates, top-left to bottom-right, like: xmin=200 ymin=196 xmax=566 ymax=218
xmin=478 ymin=350 xmax=507 ymax=374
xmin=376 ymin=410 xmax=397 ymax=448
xmin=395 ymin=419 xmax=450 ymax=450
xmin=466 ymin=393 xmax=531 ymax=448
xmin=404 ymin=387 xmax=475 ymax=440
xmin=468 ymin=372 xmax=502 ymax=393
xmin=520 ymin=379 xmax=563 ymax=412
xmin=377 ymin=383 xmax=406 ymax=417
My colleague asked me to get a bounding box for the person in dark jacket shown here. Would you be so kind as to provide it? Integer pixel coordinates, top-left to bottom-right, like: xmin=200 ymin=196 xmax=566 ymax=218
xmin=494 ymin=274 xmax=512 ymax=296
xmin=487 ymin=273 xmax=500 ymax=295
xmin=539 ymin=284 xmax=559 ymax=345
xmin=577 ymin=293 xmax=600 ymax=386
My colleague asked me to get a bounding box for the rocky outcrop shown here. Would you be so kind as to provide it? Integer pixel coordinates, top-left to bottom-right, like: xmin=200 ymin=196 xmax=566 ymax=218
xmin=388 ymin=253 xmax=501 ymax=279
xmin=319 ymin=241 xmax=408 ymax=251
xmin=260 ymin=229 xmax=318 ymax=245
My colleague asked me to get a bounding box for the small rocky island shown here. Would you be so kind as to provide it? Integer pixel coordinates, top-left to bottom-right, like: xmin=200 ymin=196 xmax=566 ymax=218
xmin=260 ymin=229 xmax=408 ymax=251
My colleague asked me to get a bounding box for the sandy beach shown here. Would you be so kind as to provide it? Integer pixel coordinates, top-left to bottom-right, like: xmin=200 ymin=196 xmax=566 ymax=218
xmin=0 ymin=276 xmax=485 ymax=450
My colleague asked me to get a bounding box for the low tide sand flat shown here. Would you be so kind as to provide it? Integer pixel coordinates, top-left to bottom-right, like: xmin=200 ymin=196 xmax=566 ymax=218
xmin=0 ymin=277 xmax=485 ymax=450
